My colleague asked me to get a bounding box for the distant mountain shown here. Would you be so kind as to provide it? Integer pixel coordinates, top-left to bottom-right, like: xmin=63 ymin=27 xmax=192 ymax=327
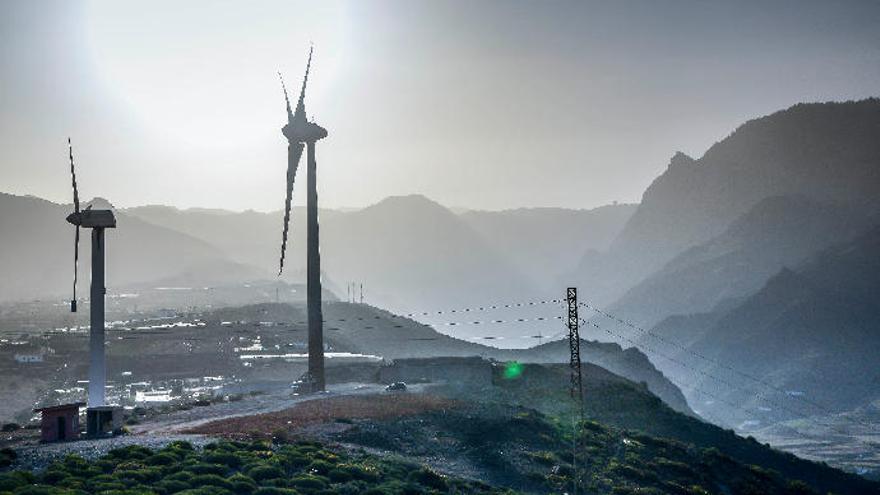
xmin=125 ymin=204 xmax=303 ymax=275
xmin=125 ymin=196 xmax=629 ymax=322
xmin=460 ymin=204 xmax=636 ymax=291
xmin=0 ymin=193 xmax=262 ymax=301
xmin=576 ymin=99 xmax=880 ymax=306
xmin=318 ymin=195 xmax=535 ymax=312
xmin=606 ymin=195 xmax=874 ymax=329
xmin=653 ymin=224 xmax=880 ymax=428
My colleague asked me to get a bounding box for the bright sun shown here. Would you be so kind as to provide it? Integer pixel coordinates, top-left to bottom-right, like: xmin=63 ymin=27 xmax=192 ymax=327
xmin=83 ymin=1 xmax=349 ymax=150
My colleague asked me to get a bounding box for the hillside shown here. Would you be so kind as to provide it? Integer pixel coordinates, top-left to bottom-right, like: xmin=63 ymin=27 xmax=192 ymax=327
xmin=641 ymin=224 xmax=880 ymax=435
xmin=0 ymin=193 xmax=263 ymax=301
xmin=0 ymin=439 xmax=512 ymax=494
xmin=607 ymin=195 xmax=874 ymax=329
xmin=677 ymin=225 xmax=880 ymax=424
xmin=502 ymin=339 xmax=692 ymax=415
xmin=575 ymin=99 xmax=880 ymax=306
xmin=186 ymin=368 xmax=879 ymax=495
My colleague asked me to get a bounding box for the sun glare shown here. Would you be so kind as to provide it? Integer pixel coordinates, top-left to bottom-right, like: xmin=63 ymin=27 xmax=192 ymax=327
xmin=84 ymin=1 xmax=349 ymax=150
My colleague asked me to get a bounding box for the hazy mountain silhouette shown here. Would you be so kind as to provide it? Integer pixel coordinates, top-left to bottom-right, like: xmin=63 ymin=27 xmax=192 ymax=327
xmin=318 ymin=194 xmax=533 ymax=312
xmin=605 ymin=195 xmax=874 ymax=329
xmin=460 ymin=204 xmax=636 ymax=291
xmin=576 ymin=99 xmax=880 ymax=306
xmin=653 ymin=224 xmax=880 ymax=426
xmin=126 ymin=195 xmax=633 ymax=316
xmin=0 ymin=192 xmax=263 ymax=301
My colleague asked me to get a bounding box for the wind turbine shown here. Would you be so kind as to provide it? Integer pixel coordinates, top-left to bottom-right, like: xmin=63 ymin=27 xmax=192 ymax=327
xmin=277 ymin=47 xmax=328 ymax=392
xmin=65 ymin=138 xmax=116 ymax=409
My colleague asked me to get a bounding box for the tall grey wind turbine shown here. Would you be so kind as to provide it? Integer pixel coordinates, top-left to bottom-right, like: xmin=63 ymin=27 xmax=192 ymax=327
xmin=66 ymin=138 xmax=116 ymax=408
xmin=277 ymin=47 xmax=328 ymax=391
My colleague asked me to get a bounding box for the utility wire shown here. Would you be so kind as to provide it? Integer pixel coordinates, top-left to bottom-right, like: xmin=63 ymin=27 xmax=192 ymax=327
xmin=583 ymin=318 xmax=878 ymax=442
xmin=580 ymin=300 xmax=879 ymax=432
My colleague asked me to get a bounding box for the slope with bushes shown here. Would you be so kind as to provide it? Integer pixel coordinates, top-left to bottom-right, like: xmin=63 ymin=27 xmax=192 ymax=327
xmin=0 ymin=440 xmax=509 ymax=495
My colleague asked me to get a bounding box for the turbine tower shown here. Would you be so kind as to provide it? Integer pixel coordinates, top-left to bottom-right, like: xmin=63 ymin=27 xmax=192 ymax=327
xmin=277 ymin=47 xmax=328 ymax=392
xmin=65 ymin=139 xmax=116 ymax=408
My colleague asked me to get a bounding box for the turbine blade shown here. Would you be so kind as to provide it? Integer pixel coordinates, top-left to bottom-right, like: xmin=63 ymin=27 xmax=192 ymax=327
xmin=279 ymin=142 xmax=305 ymax=275
xmin=68 ymin=138 xmax=80 ymax=213
xmin=294 ymin=46 xmax=313 ymax=121
xmin=278 ymin=71 xmax=293 ymax=122
xmin=72 ymin=225 xmax=79 ymax=313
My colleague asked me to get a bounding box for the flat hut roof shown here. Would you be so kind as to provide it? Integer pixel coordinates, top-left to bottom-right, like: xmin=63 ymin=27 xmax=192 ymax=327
xmin=34 ymin=402 xmax=86 ymax=413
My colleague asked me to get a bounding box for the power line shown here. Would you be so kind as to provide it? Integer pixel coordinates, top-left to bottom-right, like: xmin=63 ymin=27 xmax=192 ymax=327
xmin=582 ymin=317 xmax=878 ymax=441
xmin=580 ymin=300 xmax=879 ymax=432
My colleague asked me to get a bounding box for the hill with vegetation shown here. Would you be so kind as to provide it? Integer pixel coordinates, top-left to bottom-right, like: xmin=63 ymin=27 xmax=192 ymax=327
xmin=0 ymin=439 xmax=510 ymax=495
xmin=183 ymin=372 xmax=878 ymax=495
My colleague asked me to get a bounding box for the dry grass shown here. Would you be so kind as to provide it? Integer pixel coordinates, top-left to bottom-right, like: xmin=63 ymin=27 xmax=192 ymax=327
xmin=186 ymin=393 xmax=458 ymax=440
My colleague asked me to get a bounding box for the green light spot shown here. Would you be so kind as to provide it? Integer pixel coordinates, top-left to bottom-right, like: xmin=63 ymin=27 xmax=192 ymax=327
xmin=503 ymin=361 xmax=524 ymax=380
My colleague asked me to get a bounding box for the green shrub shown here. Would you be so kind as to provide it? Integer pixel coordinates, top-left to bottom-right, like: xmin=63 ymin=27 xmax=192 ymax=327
xmin=244 ymin=466 xmax=283 ymax=483
xmin=275 ymin=453 xmax=309 ymax=471
xmin=251 ymin=489 xmax=299 ymax=495
xmin=165 ymin=473 xmax=195 ymax=484
xmin=407 ymin=468 xmax=447 ymax=491
xmin=89 ymin=481 xmax=127 ymax=492
xmin=166 ymin=442 xmax=194 ymax=452
xmin=112 ymin=467 xmax=163 ymax=485
xmin=338 ymin=464 xmax=379 ymax=483
xmin=203 ymin=453 xmax=240 ymax=469
xmin=55 ymin=478 xmax=86 ymax=490
xmin=189 ymin=475 xmax=232 ymax=491
xmin=39 ymin=469 xmax=69 ymax=485
xmin=187 ymin=465 xmax=228 ymax=477
xmin=96 ymin=488 xmax=158 ymax=495
xmin=330 ymin=481 xmax=369 ymax=495
xmin=13 ymin=485 xmax=76 ymax=495
xmin=95 ymin=460 xmax=118 ymax=474
xmin=226 ymin=474 xmax=257 ymax=495
xmin=154 ymin=479 xmax=191 ymax=494
xmin=107 ymin=446 xmax=153 ymax=462
xmin=145 ymin=454 xmax=178 ymax=467
xmin=175 ymin=488 xmax=233 ymax=495
xmin=288 ymin=475 xmax=327 ymax=493
xmin=325 ymin=468 xmax=352 ymax=483
xmin=304 ymin=460 xmax=332 ymax=477
xmin=0 ymin=472 xmax=34 ymax=492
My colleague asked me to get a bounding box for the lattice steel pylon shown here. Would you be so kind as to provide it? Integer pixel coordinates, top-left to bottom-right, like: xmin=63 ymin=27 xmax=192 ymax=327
xmin=567 ymin=287 xmax=583 ymax=406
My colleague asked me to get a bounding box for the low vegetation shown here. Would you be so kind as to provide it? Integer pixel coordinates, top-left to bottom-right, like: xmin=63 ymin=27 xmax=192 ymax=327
xmin=0 ymin=440 xmax=511 ymax=495
xmin=335 ymin=403 xmax=877 ymax=495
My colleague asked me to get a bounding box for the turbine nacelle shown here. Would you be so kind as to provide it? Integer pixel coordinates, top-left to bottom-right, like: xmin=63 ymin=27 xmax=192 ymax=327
xmin=282 ymin=120 xmax=328 ymax=143
xmin=66 ymin=209 xmax=117 ymax=229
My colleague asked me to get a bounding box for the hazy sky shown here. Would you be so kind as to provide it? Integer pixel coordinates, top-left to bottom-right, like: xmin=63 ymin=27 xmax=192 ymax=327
xmin=2 ymin=0 xmax=879 ymax=212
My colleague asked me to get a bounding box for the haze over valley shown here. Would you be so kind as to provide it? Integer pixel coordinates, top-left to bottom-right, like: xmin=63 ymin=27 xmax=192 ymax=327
xmin=2 ymin=2 xmax=880 ymax=494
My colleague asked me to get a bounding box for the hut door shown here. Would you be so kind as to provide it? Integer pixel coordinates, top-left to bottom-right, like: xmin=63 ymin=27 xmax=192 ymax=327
xmin=57 ymin=416 xmax=66 ymax=440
